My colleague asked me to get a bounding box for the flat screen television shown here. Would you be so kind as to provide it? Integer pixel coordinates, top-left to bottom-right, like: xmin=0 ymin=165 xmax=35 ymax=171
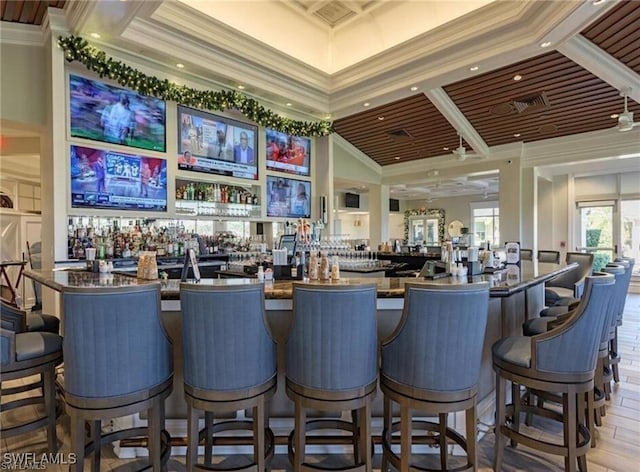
xmin=345 ymin=192 xmax=360 ymax=209
xmin=69 ymin=74 xmax=166 ymax=152
xmin=70 ymin=145 xmax=167 ymax=212
xmin=265 ymin=129 xmax=311 ymax=176
xmin=177 ymin=105 xmax=258 ymax=180
xmin=266 ymin=176 xmax=311 ymax=219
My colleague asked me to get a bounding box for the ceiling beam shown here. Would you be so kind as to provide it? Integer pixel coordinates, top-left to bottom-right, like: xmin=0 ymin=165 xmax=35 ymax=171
xmin=424 ymin=88 xmax=490 ymax=156
xmin=557 ymin=34 xmax=640 ymax=105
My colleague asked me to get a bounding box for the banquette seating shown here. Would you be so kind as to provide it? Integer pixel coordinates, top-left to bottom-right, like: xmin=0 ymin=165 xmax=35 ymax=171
xmin=180 ymin=282 xmax=277 ymax=472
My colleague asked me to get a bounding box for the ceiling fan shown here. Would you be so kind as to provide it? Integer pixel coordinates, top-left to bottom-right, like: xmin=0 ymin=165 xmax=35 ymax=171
xmin=616 ymin=89 xmax=640 ymax=132
xmin=452 ymin=133 xmax=485 ymax=161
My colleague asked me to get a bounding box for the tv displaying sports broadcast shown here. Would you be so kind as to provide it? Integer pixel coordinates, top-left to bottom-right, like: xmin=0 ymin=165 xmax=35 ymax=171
xmin=266 ymin=175 xmax=311 ymax=219
xmin=265 ymin=129 xmax=311 ymax=176
xmin=69 ymin=74 xmax=166 ymax=152
xmin=70 ymin=145 xmax=167 ymax=212
xmin=177 ymin=106 xmax=258 ymax=180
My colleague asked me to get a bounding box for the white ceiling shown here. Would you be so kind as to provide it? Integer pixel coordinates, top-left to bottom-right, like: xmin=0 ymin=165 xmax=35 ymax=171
xmin=178 ymin=0 xmax=495 ymax=74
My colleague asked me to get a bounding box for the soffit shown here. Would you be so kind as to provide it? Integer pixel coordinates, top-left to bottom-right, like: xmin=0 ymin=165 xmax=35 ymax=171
xmin=0 ymin=0 xmax=65 ymax=25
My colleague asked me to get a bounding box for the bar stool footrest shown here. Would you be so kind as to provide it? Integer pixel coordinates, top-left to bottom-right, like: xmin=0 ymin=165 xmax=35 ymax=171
xmin=381 ymin=420 xmax=473 ymax=472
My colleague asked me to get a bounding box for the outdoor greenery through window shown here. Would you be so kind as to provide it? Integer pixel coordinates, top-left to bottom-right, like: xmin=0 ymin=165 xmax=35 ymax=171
xmin=471 ymin=202 xmax=499 ymax=248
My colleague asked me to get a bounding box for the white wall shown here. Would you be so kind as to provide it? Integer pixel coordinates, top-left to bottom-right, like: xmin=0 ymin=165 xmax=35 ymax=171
xmin=538 ymin=177 xmax=554 ymax=251
xmin=0 ymin=43 xmax=45 ymax=127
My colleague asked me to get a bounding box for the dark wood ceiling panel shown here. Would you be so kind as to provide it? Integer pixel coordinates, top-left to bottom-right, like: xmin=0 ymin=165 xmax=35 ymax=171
xmin=444 ymin=51 xmax=640 ymax=148
xmin=0 ymin=0 xmax=65 ymax=25
xmin=581 ymin=0 xmax=640 ymax=75
xmin=333 ymin=94 xmax=463 ymax=167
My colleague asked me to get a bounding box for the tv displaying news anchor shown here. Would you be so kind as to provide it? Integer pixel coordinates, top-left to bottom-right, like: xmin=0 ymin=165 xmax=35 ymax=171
xmin=177 ymin=106 xmax=258 ymax=180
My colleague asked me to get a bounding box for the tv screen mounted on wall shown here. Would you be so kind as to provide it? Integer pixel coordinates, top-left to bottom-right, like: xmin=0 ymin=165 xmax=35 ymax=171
xmin=266 ymin=176 xmax=311 ymax=219
xmin=69 ymin=74 xmax=166 ymax=152
xmin=177 ymin=106 xmax=258 ymax=180
xmin=70 ymin=145 xmax=167 ymax=212
xmin=265 ymin=129 xmax=311 ymax=176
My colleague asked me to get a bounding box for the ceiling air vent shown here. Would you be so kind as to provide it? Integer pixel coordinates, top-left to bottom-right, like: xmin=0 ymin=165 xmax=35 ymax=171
xmin=512 ymin=92 xmax=550 ymax=115
xmin=387 ymin=128 xmax=414 ymax=143
xmin=314 ymin=2 xmax=356 ymax=27
xmin=490 ymin=102 xmax=515 ymax=116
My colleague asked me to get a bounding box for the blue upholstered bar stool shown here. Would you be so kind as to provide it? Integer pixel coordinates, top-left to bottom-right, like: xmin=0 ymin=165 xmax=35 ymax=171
xmin=285 ymin=283 xmax=378 ymax=472
xmin=180 ymin=282 xmax=277 ymax=472
xmin=380 ymin=282 xmax=490 ymax=472
xmin=1 ymin=300 xmax=62 ymax=452
xmin=519 ymin=249 xmax=533 ymax=261
xmin=609 ymin=257 xmax=635 ymax=384
xmin=493 ymin=273 xmax=615 ymax=472
xmin=60 ymin=284 xmax=173 ymax=472
xmin=544 ymin=252 xmax=594 ymax=307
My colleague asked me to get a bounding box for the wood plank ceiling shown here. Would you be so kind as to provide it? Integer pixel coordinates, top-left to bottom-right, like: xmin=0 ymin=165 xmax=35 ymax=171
xmin=333 ymin=0 xmax=640 ymax=167
xmin=0 ymin=0 xmax=65 ymax=25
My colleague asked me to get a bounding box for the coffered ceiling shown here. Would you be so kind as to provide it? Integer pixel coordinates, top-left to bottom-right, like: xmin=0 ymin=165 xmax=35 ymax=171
xmin=1 ymin=0 xmax=639 ymax=201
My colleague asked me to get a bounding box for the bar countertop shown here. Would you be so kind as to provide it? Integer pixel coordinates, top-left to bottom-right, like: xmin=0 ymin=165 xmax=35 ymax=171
xmin=25 ymin=261 xmax=576 ymax=300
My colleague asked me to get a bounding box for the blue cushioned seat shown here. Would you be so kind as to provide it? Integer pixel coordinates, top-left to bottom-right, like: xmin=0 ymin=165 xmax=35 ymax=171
xmin=180 ymin=282 xmax=277 ymax=472
xmin=286 ymin=283 xmax=378 ymax=472
xmin=380 ymin=282 xmax=490 ymax=472
xmin=15 ymin=331 xmax=62 ymax=362
xmin=60 ymin=284 xmax=173 ymax=472
xmin=545 ymin=252 xmax=594 ymax=306
xmin=1 ymin=300 xmax=62 ymax=454
xmin=493 ymin=273 xmax=615 ymax=472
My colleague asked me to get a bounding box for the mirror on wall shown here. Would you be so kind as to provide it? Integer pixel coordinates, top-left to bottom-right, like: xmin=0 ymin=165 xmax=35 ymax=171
xmin=403 ymin=208 xmax=445 ymax=245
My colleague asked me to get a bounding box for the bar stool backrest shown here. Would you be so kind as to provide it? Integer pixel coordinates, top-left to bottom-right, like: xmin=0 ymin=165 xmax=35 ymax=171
xmin=597 ymin=267 xmax=625 ymax=347
xmin=546 ymin=252 xmax=594 ymax=292
xmin=180 ymin=283 xmax=276 ymax=391
xmin=520 ymin=249 xmax=533 ymax=261
xmin=286 ymin=284 xmax=377 ymax=391
xmin=533 ymin=273 xmax=614 ymax=375
xmin=381 ymin=282 xmax=490 ymax=392
xmin=613 ymin=257 xmax=635 ymax=322
xmin=62 ymin=284 xmax=172 ymax=399
xmin=538 ymin=250 xmax=561 ymax=263
xmin=603 ymin=263 xmax=628 ymax=331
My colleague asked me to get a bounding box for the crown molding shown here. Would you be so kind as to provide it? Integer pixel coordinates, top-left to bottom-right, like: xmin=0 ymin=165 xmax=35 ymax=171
xmin=121 ymin=17 xmax=330 ymax=115
xmin=0 ymin=22 xmax=43 ymax=46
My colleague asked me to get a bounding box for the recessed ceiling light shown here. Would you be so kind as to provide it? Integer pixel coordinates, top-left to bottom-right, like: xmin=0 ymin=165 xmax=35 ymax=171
xmin=469 ymin=66 xmax=479 ymax=71
xmin=237 ymin=85 xmax=245 ymax=90
xmin=363 ymin=102 xmax=370 ymax=107
xmin=90 ymin=33 xmax=101 ymax=39
xmin=592 ymin=0 xmax=606 ymax=5
xmin=324 ymin=114 xmax=332 ymax=120
xmin=611 ymin=113 xmax=619 ymax=119
xmin=378 ymin=116 xmax=385 ymax=121
xmin=540 ymin=41 xmax=552 ymax=48
xmin=176 ymin=63 xmax=185 ymax=69
xmin=443 ymin=147 xmax=449 ymax=151
xmin=394 ymin=156 xmax=401 ymax=160
xmin=513 ymin=74 xmax=522 ymax=81
xmin=513 ymin=133 xmax=521 ymax=137
xmin=410 ymin=86 xmax=418 ymax=91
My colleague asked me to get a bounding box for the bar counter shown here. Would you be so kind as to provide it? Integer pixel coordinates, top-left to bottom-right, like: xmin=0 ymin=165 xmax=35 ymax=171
xmin=26 ymin=260 xmax=575 ymax=300
xmin=24 ymin=261 xmax=576 ymax=455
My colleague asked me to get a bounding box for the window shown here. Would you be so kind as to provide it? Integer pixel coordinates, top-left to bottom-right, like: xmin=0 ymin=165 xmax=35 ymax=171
xmin=470 ymin=201 xmax=499 ymax=248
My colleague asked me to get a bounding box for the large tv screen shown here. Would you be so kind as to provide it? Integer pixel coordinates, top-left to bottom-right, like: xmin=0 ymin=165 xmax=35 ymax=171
xmin=266 ymin=175 xmax=311 ymax=219
xmin=177 ymin=106 xmax=258 ymax=180
xmin=265 ymin=129 xmax=311 ymax=176
xmin=70 ymin=145 xmax=167 ymax=212
xmin=69 ymin=74 xmax=166 ymax=152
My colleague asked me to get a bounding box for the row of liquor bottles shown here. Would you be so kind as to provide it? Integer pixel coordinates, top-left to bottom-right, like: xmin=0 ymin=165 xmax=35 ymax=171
xmin=175 ymin=180 xmax=259 ymax=206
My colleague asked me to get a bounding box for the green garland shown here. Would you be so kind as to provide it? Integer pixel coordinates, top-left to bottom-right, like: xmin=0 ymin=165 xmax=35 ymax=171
xmin=57 ymin=35 xmax=334 ymax=137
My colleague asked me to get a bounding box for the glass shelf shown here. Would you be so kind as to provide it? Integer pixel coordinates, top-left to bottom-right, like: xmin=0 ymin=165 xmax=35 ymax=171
xmin=175 ymin=200 xmax=260 ymax=218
